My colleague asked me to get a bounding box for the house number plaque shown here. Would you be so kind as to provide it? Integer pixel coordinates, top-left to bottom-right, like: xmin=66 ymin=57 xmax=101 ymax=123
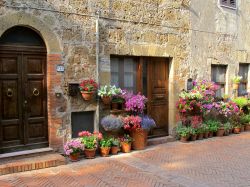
xmin=56 ymin=64 xmax=65 ymax=72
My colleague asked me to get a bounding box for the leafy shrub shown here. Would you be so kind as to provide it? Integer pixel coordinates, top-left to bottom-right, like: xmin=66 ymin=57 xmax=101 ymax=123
xmin=232 ymin=97 xmax=248 ymax=109
xmin=205 ymin=120 xmax=220 ymax=132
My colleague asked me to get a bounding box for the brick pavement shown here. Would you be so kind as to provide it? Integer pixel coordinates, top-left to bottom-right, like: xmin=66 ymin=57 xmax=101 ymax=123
xmin=1 ymin=133 xmax=250 ymax=187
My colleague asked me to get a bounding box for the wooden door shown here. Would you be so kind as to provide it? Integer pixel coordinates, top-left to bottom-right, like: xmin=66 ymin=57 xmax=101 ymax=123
xmin=146 ymin=57 xmax=169 ymax=137
xmin=0 ymin=46 xmax=48 ymax=153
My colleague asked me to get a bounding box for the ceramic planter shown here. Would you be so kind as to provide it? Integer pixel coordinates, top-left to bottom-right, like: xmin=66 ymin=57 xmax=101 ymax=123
xmin=69 ymin=152 xmax=80 ymax=162
xmin=216 ymin=128 xmax=225 ymax=137
xmin=245 ymin=124 xmax=250 ymax=131
xmin=121 ymin=142 xmax=131 ymax=153
xmin=100 ymin=147 xmax=111 ymax=157
xmin=197 ymin=133 xmax=204 ymax=140
xmin=233 ymin=127 xmax=241 ymax=134
xmin=111 ymin=102 xmax=119 ymax=110
xmin=204 ymin=131 xmax=209 ymax=139
xmin=111 ymin=146 xmax=119 ymax=155
xmin=208 ymin=131 xmax=213 ymax=138
xmin=102 ymin=96 xmax=111 ymax=105
xmin=84 ymin=148 xmax=96 ymax=159
xmin=191 ymin=134 xmax=197 ymax=141
xmin=81 ymin=91 xmax=94 ymax=101
xmin=180 ymin=136 xmax=189 ymax=143
xmin=130 ymin=128 xmax=148 ymax=150
xmin=241 ymin=125 xmax=245 ymax=132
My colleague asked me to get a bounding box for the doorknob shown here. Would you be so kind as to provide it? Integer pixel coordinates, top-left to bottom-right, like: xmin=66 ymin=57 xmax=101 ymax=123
xmin=24 ymin=100 xmax=28 ymax=104
xmin=33 ymin=88 xmax=40 ymax=97
xmin=6 ymin=88 xmax=13 ymax=98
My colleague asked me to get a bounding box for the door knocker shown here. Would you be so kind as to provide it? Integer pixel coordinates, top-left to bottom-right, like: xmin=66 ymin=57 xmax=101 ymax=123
xmin=33 ymin=88 xmax=40 ymax=97
xmin=6 ymin=88 xmax=13 ymax=98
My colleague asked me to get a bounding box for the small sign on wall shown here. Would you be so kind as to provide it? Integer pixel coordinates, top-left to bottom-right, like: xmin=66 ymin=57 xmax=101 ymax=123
xmin=56 ymin=64 xmax=65 ymax=72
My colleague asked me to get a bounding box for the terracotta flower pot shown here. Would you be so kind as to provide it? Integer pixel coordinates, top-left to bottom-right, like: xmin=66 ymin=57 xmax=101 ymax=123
xmin=100 ymin=147 xmax=110 ymax=157
xmin=111 ymin=102 xmax=119 ymax=110
xmin=84 ymin=148 xmax=96 ymax=159
xmin=130 ymin=128 xmax=148 ymax=150
xmin=121 ymin=142 xmax=131 ymax=153
xmin=229 ymin=129 xmax=233 ymax=134
xmin=233 ymin=83 xmax=239 ymax=90
xmin=197 ymin=133 xmax=204 ymax=140
xmin=81 ymin=91 xmax=94 ymax=101
xmin=208 ymin=131 xmax=213 ymax=138
xmin=102 ymin=96 xmax=111 ymax=105
xmin=204 ymin=131 xmax=209 ymax=139
xmin=241 ymin=125 xmax=245 ymax=132
xmin=69 ymin=152 xmax=80 ymax=162
xmin=111 ymin=146 xmax=119 ymax=155
xmin=245 ymin=124 xmax=250 ymax=131
xmin=234 ymin=127 xmax=241 ymax=134
xmin=191 ymin=134 xmax=197 ymax=141
xmin=216 ymin=128 xmax=225 ymax=137
xmin=180 ymin=136 xmax=189 ymax=143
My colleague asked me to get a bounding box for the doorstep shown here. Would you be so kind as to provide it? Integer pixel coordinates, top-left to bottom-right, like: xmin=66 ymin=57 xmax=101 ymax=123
xmin=147 ymin=135 xmax=176 ymax=146
xmin=0 ymin=148 xmax=66 ymax=176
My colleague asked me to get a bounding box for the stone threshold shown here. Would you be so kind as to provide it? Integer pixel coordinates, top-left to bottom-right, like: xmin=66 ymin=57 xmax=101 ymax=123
xmin=147 ymin=135 xmax=176 ymax=146
xmin=0 ymin=148 xmax=66 ymax=176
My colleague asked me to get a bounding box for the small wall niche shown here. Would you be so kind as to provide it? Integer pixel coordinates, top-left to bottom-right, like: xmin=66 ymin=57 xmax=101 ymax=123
xmin=71 ymin=111 xmax=94 ymax=138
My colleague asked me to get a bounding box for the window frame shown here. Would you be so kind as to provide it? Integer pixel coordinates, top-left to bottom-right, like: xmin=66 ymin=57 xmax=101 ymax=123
xmin=238 ymin=64 xmax=249 ymax=96
xmin=220 ymin=0 xmax=237 ymax=9
xmin=211 ymin=65 xmax=227 ymax=98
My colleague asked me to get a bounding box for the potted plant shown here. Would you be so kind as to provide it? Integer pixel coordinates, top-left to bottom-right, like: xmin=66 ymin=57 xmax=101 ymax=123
xmin=98 ymin=85 xmax=120 ymax=105
xmin=197 ymin=126 xmax=204 ymax=140
xmin=206 ymin=120 xmax=220 ymax=138
xmin=120 ymin=134 xmax=133 ymax=153
xmin=241 ymin=114 xmax=250 ymax=131
xmin=101 ymin=115 xmax=124 ymax=136
xmin=111 ymin=138 xmax=120 ymax=155
xmin=230 ymin=114 xmax=241 ymax=134
xmin=99 ymin=137 xmax=112 ymax=157
xmin=202 ymin=124 xmax=209 ymax=138
xmin=233 ymin=124 xmax=241 ymax=134
xmin=224 ymin=122 xmax=231 ymax=136
xmin=190 ymin=127 xmax=197 ymax=141
xmin=64 ymin=139 xmax=84 ymax=161
xmin=125 ymin=93 xmax=147 ymax=115
xmin=79 ymin=131 xmax=102 ymax=159
xmin=216 ymin=123 xmax=225 ymax=137
xmin=232 ymin=76 xmax=242 ymax=90
xmin=176 ymin=125 xmax=190 ymax=143
xmin=79 ymin=79 xmax=98 ymax=101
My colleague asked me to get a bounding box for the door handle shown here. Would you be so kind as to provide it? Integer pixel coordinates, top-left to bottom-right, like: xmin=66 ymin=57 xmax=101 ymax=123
xmin=6 ymin=88 xmax=13 ymax=98
xmin=33 ymin=88 xmax=40 ymax=97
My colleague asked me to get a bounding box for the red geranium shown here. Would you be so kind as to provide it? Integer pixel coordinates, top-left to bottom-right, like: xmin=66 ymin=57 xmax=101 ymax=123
xmin=79 ymin=79 xmax=98 ymax=92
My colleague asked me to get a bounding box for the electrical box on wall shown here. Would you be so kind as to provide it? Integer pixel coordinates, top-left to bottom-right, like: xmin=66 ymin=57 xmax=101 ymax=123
xmin=68 ymin=83 xmax=79 ymax=96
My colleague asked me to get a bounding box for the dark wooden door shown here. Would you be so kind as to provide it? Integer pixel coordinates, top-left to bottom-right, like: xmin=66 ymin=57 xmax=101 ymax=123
xmin=0 ymin=46 xmax=48 ymax=153
xmin=146 ymin=57 xmax=169 ymax=137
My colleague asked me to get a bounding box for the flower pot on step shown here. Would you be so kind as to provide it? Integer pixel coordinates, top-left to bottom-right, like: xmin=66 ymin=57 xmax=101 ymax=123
xmin=102 ymin=96 xmax=111 ymax=105
xmin=130 ymin=128 xmax=148 ymax=150
xmin=191 ymin=134 xmax=197 ymax=141
xmin=100 ymin=147 xmax=110 ymax=157
xmin=84 ymin=148 xmax=96 ymax=159
xmin=69 ymin=152 xmax=80 ymax=162
xmin=241 ymin=125 xmax=245 ymax=132
xmin=111 ymin=146 xmax=119 ymax=155
xmin=216 ymin=128 xmax=225 ymax=137
xmin=121 ymin=142 xmax=131 ymax=153
xmin=111 ymin=102 xmax=119 ymax=110
xmin=233 ymin=127 xmax=241 ymax=134
xmin=180 ymin=136 xmax=189 ymax=143
xmin=197 ymin=133 xmax=204 ymax=140
xmin=245 ymin=124 xmax=250 ymax=131
xmin=204 ymin=132 xmax=209 ymax=139
xmin=233 ymin=83 xmax=239 ymax=90
xmin=208 ymin=131 xmax=213 ymax=138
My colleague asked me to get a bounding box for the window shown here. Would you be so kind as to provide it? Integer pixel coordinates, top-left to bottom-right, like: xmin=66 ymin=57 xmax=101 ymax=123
xmin=211 ymin=65 xmax=227 ymax=97
xmin=220 ymin=0 xmax=236 ymax=8
xmin=238 ymin=64 xmax=249 ymax=96
xmin=111 ymin=57 xmax=137 ymax=93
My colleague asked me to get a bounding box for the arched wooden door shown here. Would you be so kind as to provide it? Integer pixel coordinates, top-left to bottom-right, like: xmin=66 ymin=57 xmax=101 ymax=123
xmin=0 ymin=26 xmax=48 ymax=153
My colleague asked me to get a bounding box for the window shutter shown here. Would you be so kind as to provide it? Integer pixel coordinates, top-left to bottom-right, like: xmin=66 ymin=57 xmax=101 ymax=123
xmin=220 ymin=0 xmax=236 ymax=8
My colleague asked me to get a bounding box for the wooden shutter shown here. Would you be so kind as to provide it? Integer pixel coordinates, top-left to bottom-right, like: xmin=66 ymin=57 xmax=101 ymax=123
xmin=221 ymin=0 xmax=236 ymax=8
xmin=211 ymin=65 xmax=227 ymax=97
xmin=238 ymin=64 xmax=249 ymax=96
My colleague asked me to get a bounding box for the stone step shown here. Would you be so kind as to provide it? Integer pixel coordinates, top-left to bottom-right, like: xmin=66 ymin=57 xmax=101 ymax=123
xmin=147 ymin=136 xmax=175 ymax=146
xmin=0 ymin=152 xmax=66 ymax=176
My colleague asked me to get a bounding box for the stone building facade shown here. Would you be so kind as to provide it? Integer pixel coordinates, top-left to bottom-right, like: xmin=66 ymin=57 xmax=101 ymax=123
xmin=0 ymin=0 xmax=249 ymax=153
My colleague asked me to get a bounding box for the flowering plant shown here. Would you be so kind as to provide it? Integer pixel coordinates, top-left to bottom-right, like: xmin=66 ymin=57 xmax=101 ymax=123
xmin=232 ymin=76 xmax=242 ymax=84
xmin=99 ymin=137 xmax=112 ymax=148
xmin=101 ymin=115 xmax=124 ymax=131
xmin=176 ymin=97 xmax=202 ymax=114
xmin=79 ymin=79 xmax=98 ymax=92
xmin=64 ymin=138 xmax=84 ymax=156
xmin=123 ymin=115 xmax=142 ymax=130
xmin=98 ymin=85 xmax=121 ymax=97
xmin=140 ymin=115 xmax=156 ymax=130
xmin=213 ymin=101 xmax=239 ymax=117
xmin=125 ymin=93 xmax=147 ymax=114
xmin=78 ymin=131 xmax=103 ymax=149
xmin=120 ymin=134 xmax=133 ymax=143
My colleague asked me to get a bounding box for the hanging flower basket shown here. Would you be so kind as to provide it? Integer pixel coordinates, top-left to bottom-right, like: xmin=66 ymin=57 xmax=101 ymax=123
xmin=81 ymin=91 xmax=94 ymax=101
xmin=233 ymin=83 xmax=239 ymax=90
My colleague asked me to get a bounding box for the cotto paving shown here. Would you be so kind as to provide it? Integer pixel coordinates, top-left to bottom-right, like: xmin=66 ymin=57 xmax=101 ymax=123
xmin=1 ymin=133 xmax=250 ymax=187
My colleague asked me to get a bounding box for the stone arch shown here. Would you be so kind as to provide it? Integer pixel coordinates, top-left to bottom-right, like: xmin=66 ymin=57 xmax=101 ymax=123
xmin=0 ymin=12 xmax=62 ymax=54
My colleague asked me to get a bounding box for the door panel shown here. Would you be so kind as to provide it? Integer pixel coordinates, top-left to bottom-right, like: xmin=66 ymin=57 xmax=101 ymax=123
xmin=147 ymin=58 xmax=169 ymax=136
xmin=0 ymin=47 xmax=48 ymax=153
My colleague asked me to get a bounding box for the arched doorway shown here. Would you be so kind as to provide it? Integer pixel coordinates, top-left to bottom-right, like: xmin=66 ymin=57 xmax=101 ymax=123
xmin=0 ymin=26 xmax=48 ymax=153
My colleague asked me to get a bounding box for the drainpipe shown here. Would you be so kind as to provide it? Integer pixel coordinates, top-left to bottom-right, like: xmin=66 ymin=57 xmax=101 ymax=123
xmin=95 ymin=11 xmax=100 ymax=132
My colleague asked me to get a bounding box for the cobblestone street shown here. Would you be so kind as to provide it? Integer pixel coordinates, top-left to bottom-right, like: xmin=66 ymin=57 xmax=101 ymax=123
xmin=1 ymin=133 xmax=250 ymax=187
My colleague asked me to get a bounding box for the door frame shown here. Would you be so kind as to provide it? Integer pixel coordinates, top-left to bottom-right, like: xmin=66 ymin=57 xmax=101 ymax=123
xmin=0 ymin=44 xmax=48 ymax=153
